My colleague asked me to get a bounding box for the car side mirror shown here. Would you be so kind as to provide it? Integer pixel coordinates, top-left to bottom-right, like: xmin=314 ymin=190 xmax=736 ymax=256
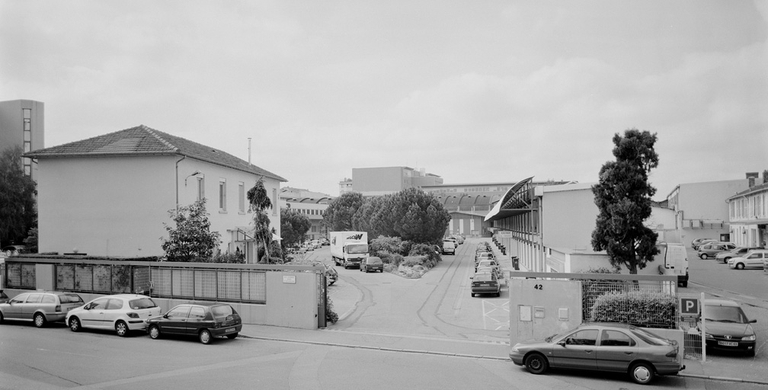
xmin=557 ymin=340 xmax=566 ymax=347
xmin=163 ymin=313 xmax=169 ymax=318
xmin=84 ymin=304 xmax=91 ymax=310
xmin=749 ymin=319 xmax=757 ymax=323
xmin=469 ymin=276 xmax=474 ymax=279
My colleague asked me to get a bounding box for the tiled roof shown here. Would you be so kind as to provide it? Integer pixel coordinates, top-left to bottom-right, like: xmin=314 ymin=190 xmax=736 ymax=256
xmin=727 ymin=181 xmax=768 ymax=200
xmin=25 ymin=125 xmax=286 ymax=181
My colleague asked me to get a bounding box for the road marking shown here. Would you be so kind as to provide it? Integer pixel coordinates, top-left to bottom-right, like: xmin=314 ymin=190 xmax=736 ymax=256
xmin=482 ymin=300 xmax=509 ymax=331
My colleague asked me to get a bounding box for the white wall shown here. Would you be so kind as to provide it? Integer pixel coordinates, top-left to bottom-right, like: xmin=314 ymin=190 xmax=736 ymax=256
xmin=37 ymin=155 xmax=281 ymax=258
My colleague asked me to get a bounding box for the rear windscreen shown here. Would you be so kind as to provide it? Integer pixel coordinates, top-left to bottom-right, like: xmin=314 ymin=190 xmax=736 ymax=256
xmin=59 ymin=294 xmax=84 ymax=304
xmin=130 ymin=298 xmax=158 ymax=309
xmin=212 ymin=305 xmax=235 ymax=317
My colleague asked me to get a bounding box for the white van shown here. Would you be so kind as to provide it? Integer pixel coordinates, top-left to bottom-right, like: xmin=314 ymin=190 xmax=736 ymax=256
xmin=442 ymin=240 xmax=456 ymax=255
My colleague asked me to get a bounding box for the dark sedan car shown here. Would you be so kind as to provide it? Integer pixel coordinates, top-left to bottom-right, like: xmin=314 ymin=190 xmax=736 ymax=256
xmin=471 ymin=272 xmax=501 ymax=297
xmin=510 ymin=323 xmax=683 ymax=385
xmin=360 ymin=256 xmax=384 ymax=273
xmin=701 ymin=299 xmax=757 ymax=356
xmin=146 ymin=302 xmax=242 ymax=344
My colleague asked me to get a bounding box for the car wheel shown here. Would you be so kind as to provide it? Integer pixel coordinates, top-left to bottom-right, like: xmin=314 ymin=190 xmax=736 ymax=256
xmin=629 ymin=362 xmax=655 ymax=385
xmin=149 ymin=325 xmax=161 ymax=339
xmin=199 ymin=329 xmax=212 ymax=344
xmin=227 ymin=333 xmax=238 ymax=339
xmin=701 ymin=254 xmax=708 ymax=259
xmin=736 ymin=263 xmax=745 ymax=270
xmin=524 ymin=353 xmax=549 ymax=375
xmin=115 ymin=321 xmax=128 ymax=337
xmin=34 ymin=313 xmax=46 ymax=328
xmin=69 ymin=317 xmax=81 ymax=332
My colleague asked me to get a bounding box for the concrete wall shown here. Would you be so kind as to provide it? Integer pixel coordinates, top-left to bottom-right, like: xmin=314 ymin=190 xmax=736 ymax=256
xmin=679 ymin=180 xmax=749 ymax=221
xmin=509 ymin=278 xmax=583 ymax=344
xmin=541 ymin=185 xmax=597 ymax=251
xmin=2 ymin=270 xmax=319 ymax=329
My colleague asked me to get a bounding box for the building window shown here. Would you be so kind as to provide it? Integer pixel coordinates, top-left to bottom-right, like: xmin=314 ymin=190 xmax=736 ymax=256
xmin=22 ymin=108 xmax=32 ymax=177
xmin=239 ymin=182 xmax=245 ymax=213
xmin=197 ymin=177 xmax=205 ymax=201
xmin=219 ymin=179 xmax=227 ymax=212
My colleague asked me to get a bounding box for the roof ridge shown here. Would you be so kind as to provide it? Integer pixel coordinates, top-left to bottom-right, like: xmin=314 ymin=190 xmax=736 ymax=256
xmin=140 ymin=125 xmax=179 ymax=152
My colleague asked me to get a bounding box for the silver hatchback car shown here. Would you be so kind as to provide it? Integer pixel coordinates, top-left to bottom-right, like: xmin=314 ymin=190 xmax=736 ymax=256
xmin=0 ymin=291 xmax=84 ymax=327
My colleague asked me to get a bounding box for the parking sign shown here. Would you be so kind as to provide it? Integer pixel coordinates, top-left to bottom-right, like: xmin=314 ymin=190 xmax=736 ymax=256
xmin=680 ymin=298 xmax=699 ymax=315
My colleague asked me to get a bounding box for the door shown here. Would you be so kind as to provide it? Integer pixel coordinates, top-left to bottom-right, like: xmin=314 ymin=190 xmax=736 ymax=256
xmin=551 ymin=329 xmax=598 ymax=369
xmin=102 ymin=298 xmax=125 ymax=329
xmin=185 ymin=306 xmax=207 ymax=335
xmin=4 ymin=293 xmax=29 ymax=320
xmin=746 ymin=253 xmax=765 ymax=269
xmin=21 ymin=293 xmax=43 ymax=320
xmin=162 ymin=305 xmax=192 ymax=335
xmin=595 ymin=330 xmax=637 ymax=372
xmin=80 ymin=298 xmax=110 ymax=329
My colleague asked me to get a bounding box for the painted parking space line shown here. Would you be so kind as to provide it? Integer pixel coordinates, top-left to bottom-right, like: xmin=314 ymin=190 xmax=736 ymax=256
xmin=482 ymin=299 xmax=509 ymax=331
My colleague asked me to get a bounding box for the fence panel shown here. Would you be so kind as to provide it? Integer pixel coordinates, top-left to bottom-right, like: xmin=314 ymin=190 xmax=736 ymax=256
xmin=93 ymin=265 xmax=111 ymax=292
xmin=218 ymin=271 xmax=241 ymax=301
xmin=57 ymin=265 xmax=75 ymax=290
xmin=151 ymin=268 xmax=172 ymax=296
xmin=75 ymin=265 xmax=93 ymax=291
xmin=242 ymin=272 xmax=266 ymax=303
xmin=195 ymin=270 xmax=217 ymax=299
xmin=172 ymin=269 xmax=194 ymax=298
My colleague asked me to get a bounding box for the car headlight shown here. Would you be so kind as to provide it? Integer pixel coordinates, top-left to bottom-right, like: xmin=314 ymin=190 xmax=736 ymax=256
xmin=743 ymin=335 xmax=756 ymax=341
xmin=706 ymin=334 xmax=715 ymax=339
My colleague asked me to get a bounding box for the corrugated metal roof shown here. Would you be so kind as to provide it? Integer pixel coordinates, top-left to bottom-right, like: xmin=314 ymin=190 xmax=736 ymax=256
xmin=24 ymin=125 xmax=286 ymax=181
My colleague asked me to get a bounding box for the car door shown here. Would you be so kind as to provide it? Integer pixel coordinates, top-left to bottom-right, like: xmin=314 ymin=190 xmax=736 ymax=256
xmin=21 ymin=293 xmax=43 ymax=320
xmin=80 ymin=298 xmax=110 ymax=329
xmin=185 ymin=306 xmax=208 ymax=335
xmin=102 ymin=298 xmax=125 ymax=328
xmin=161 ymin=305 xmax=192 ymax=335
xmin=551 ymin=329 xmax=598 ymax=370
xmin=595 ymin=329 xmax=637 ymax=372
xmin=744 ymin=253 xmax=763 ymax=269
xmin=3 ymin=293 xmax=29 ymax=320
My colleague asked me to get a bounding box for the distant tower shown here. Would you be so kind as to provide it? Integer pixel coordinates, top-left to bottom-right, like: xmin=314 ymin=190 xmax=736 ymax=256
xmin=0 ymin=99 xmax=45 ymax=180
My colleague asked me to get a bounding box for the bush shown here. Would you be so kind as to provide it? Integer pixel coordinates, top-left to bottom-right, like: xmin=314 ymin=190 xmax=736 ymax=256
xmin=580 ymin=267 xmax=622 ymax=320
xmin=408 ymin=243 xmax=440 ymax=267
xmin=590 ymin=290 xmax=677 ymax=329
xmin=402 ymin=256 xmax=424 ymax=267
xmin=370 ymin=236 xmax=403 ymax=257
xmin=326 ymin=296 xmax=339 ymax=324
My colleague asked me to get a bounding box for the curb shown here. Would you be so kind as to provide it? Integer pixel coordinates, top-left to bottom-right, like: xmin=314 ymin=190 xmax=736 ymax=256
xmin=678 ymin=373 xmax=768 ymax=386
xmin=241 ymin=333 xmax=767 ymax=384
xmin=238 ymin=334 xmax=510 ymax=361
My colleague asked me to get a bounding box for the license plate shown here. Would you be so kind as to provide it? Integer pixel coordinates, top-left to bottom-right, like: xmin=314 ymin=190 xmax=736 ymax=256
xmin=718 ymin=341 xmax=738 ymax=347
xmin=226 ymin=328 xmax=235 ymax=333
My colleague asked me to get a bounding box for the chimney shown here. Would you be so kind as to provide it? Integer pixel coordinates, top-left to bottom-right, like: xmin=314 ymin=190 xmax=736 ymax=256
xmin=746 ymin=172 xmax=758 ymax=187
xmin=764 ymin=170 xmax=768 ymax=184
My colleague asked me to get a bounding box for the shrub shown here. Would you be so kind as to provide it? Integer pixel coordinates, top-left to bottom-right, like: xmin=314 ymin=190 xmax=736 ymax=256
xmin=590 ymin=290 xmax=677 ymax=329
xmin=370 ymin=236 xmax=403 ymax=257
xmin=408 ymin=243 xmax=440 ymax=267
xmin=580 ymin=267 xmax=623 ymax=320
xmin=326 ymin=296 xmax=339 ymax=324
xmin=402 ymin=256 xmax=424 ymax=267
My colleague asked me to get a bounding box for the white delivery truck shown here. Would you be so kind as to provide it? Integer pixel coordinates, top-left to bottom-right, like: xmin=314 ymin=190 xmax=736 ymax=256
xmin=330 ymin=231 xmax=369 ymax=269
xmin=639 ymin=242 xmax=689 ymax=287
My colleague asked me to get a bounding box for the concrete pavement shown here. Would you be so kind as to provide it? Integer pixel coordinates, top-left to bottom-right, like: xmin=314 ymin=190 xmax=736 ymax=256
xmin=243 ymin=239 xmax=768 ymax=388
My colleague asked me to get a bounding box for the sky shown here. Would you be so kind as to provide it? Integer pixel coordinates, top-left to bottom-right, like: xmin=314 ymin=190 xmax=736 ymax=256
xmin=1 ymin=0 xmax=766 ymax=199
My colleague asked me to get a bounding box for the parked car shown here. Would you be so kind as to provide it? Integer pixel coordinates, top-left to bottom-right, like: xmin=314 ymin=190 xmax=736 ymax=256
xmin=716 ymin=246 xmax=763 ymax=264
xmin=0 ymin=291 xmax=84 ymax=327
xmin=728 ymin=249 xmax=768 ymax=270
xmin=470 ymin=272 xmax=501 ymax=297
xmin=691 ymin=238 xmax=715 ymax=250
xmin=475 ymin=259 xmax=500 ymax=274
xmin=66 ymin=294 xmax=161 ymax=336
xmin=475 ymin=252 xmax=494 ymax=265
xmin=360 ymin=256 xmax=384 ymax=273
xmin=1 ymin=245 xmax=25 ymax=257
xmin=697 ymin=242 xmax=736 ymax=259
xmin=146 ymin=302 xmax=242 ymax=344
xmin=442 ymin=240 xmax=456 ymax=255
xmin=453 ymin=235 xmax=465 ymax=245
xmin=510 ymin=322 xmax=682 ymax=385
xmin=700 ymin=299 xmax=757 ymax=356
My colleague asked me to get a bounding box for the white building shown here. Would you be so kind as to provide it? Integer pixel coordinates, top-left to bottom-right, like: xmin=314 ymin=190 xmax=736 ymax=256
xmin=726 ymin=175 xmax=768 ymax=248
xmin=25 ymin=125 xmax=286 ymax=261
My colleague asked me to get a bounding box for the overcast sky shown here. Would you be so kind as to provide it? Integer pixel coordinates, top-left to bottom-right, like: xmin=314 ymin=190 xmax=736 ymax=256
xmin=2 ymin=0 xmax=766 ymax=199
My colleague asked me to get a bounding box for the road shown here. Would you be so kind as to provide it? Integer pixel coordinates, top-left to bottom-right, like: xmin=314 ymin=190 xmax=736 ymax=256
xmin=2 ymin=239 xmax=767 ymax=389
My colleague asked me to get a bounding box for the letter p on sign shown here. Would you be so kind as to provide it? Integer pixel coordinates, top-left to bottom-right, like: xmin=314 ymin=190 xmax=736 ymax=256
xmin=680 ymin=298 xmax=699 ymax=315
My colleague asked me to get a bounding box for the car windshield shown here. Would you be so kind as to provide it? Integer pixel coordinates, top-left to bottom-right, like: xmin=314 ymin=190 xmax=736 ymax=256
xmin=130 ymin=298 xmax=157 ymax=309
xmin=474 ymin=273 xmax=495 ymax=282
xmin=705 ymin=306 xmax=748 ymax=323
xmin=59 ymin=294 xmax=84 ymax=304
xmin=368 ymin=258 xmax=382 ymax=264
xmin=211 ymin=305 xmax=234 ymax=317
xmin=630 ymin=327 xmax=670 ymax=346
xmin=347 ymin=244 xmax=368 ymax=254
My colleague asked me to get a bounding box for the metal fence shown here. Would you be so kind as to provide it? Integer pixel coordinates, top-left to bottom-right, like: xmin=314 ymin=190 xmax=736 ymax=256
xmin=2 ymin=257 xmax=321 ymax=305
